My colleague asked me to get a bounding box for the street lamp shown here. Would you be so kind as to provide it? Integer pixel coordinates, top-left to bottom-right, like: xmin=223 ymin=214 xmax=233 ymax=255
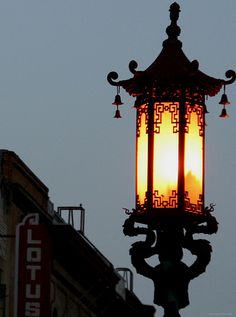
xmin=107 ymin=3 xmax=235 ymax=317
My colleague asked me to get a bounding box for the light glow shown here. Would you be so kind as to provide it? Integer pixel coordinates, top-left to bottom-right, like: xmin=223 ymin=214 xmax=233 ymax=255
xmin=153 ymin=103 xmax=179 ymax=207
xmin=136 ymin=109 xmax=148 ymax=206
xmin=135 ymin=101 xmax=204 ymax=214
xmin=185 ymin=105 xmax=203 ymax=205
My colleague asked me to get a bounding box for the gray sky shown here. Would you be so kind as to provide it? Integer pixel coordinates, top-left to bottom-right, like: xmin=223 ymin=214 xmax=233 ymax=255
xmin=0 ymin=1 xmax=235 ymax=316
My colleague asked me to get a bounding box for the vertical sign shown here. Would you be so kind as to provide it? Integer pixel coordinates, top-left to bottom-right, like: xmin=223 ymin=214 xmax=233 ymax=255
xmin=14 ymin=214 xmax=52 ymax=317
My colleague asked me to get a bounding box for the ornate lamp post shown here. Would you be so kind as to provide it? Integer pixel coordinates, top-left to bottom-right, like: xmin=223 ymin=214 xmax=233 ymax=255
xmin=107 ymin=3 xmax=235 ymax=317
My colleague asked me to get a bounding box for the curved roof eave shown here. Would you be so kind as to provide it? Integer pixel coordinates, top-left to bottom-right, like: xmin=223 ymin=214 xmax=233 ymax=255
xmin=120 ymin=43 xmax=224 ymax=97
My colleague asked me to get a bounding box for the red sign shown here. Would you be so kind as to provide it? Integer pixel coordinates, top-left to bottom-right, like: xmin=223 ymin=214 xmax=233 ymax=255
xmin=14 ymin=214 xmax=52 ymax=317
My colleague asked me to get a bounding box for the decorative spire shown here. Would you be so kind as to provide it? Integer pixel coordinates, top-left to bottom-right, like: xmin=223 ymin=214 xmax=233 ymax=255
xmin=164 ymin=2 xmax=182 ymax=47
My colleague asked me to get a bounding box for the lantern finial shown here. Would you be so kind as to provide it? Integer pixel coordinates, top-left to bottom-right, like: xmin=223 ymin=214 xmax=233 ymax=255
xmin=169 ymin=2 xmax=181 ymax=23
xmin=165 ymin=2 xmax=181 ymax=43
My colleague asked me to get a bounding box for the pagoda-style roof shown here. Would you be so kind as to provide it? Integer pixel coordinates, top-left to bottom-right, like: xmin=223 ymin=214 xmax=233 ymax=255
xmin=108 ymin=2 xmax=235 ymax=101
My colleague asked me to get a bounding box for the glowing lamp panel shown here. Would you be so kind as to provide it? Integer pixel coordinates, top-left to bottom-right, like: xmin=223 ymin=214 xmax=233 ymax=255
xmin=184 ymin=104 xmax=204 ymax=213
xmin=136 ymin=105 xmax=148 ymax=209
xmin=153 ymin=102 xmax=179 ymax=208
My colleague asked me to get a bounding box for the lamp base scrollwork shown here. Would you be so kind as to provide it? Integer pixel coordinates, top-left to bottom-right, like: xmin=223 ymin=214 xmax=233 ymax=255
xmin=123 ymin=208 xmax=218 ymax=317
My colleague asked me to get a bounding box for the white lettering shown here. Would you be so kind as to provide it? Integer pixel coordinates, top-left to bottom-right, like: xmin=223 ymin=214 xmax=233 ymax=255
xmin=23 ymin=227 xmax=43 ymax=315
xmin=26 ymin=265 xmax=41 ymax=281
xmin=26 ymin=284 xmax=41 ymax=299
xmin=25 ymin=302 xmax=40 ymax=316
xmin=27 ymin=248 xmax=41 ymax=262
xmin=27 ymin=229 xmax=41 ymax=245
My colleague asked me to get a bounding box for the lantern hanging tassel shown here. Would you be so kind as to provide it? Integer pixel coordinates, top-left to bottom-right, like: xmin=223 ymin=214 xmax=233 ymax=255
xmin=112 ymin=86 xmax=123 ymax=118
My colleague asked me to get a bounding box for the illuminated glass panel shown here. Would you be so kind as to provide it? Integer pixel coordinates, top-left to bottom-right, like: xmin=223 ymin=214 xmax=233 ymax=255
xmin=184 ymin=104 xmax=204 ymax=212
xmin=153 ymin=103 xmax=179 ymax=208
xmin=136 ymin=105 xmax=148 ymax=207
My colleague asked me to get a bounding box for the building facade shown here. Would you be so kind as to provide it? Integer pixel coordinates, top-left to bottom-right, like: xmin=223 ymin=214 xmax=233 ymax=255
xmin=0 ymin=150 xmax=155 ymax=317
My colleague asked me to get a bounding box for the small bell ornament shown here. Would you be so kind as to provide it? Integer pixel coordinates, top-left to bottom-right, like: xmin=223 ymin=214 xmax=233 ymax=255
xmin=219 ymin=93 xmax=230 ymax=106
xmin=112 ymin=86 xmax=123 ymax=118
xmin=219 ymin=86 xmax=230 ymax=118
xmin=112 ymin=94 xmax=123 ymax=106
xmin=219 ymin=106 xmax=229 ymax=118
xmin=114 ymin=106 xmax=122 ymax=118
